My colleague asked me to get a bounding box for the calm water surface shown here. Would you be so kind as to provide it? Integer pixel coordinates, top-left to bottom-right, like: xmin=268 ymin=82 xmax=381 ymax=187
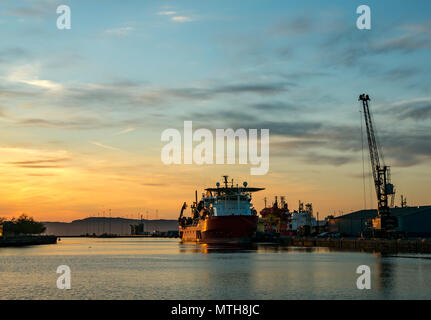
xmin=1 ymin=237 xmax=430 ymax=299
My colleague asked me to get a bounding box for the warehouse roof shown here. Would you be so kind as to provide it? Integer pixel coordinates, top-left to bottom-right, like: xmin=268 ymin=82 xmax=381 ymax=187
xmin=333 ymin=206 xmax=431 ymax=220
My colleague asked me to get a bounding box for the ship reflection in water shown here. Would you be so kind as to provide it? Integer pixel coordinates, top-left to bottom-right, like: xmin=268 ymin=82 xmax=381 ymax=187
xmin=1 ymin=237 xmax=431 ymax=299
xmin=178 ymin=243 xmax=332 ymax=254
xmin=179 ymin=243 xmax=259 ymax=254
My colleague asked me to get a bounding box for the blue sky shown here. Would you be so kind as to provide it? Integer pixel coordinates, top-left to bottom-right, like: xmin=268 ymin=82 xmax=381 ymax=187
xmin=0 ymin=0 xmax=431 ymax=220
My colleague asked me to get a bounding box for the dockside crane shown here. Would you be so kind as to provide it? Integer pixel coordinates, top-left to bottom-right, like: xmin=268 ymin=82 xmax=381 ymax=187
xmin=359 ymin=94 xmax=398 ymax=237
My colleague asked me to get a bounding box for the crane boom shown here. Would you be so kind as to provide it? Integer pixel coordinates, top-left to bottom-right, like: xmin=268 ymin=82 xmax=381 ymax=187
xmin=361 ymin=95 xmax=381 ymax=193
xmin=359 ymin=94 xmax=397 ymax=233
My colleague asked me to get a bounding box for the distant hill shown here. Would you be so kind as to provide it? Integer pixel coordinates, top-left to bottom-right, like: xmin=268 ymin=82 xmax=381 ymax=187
xmin=42 ymin=217 xmax=178 ymax=236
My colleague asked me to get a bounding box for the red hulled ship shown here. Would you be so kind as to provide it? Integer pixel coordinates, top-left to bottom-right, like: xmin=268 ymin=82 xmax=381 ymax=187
xmin=178 ymin=176 xmax=264 ymax=243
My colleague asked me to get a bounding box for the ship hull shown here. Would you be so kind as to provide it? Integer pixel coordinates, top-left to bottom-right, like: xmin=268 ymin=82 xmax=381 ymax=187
xmin=180 ymin=215 xmax=258 ymax=244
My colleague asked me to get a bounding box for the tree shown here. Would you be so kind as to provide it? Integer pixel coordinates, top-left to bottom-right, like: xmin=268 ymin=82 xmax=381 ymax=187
xmin=0 ymin=217 xmax=4 ymax=238
xmin=3 ymin=214 xmax=46 ymax=236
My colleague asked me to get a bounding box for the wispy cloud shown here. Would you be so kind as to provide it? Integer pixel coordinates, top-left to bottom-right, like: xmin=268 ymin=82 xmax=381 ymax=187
xmin=0 ymin=146 xmax=70 ymax=162
xmin=321 ymin=20 xmax=431 ymax=67
xmin=104 ymin=26 xmax=134 ymax=37
xmin=372 ymin=34 xmax=431 ymax=54
xmin=156 ymin=7 xmax=192 ymax=22
xmin=7 ymin=64 xmax=63 ymax=91
xmin=389 ymin=97 xmax=431 ymax=121
xmin=3 ymin=0 xmax=59 ymax=18
xmin=5 ymin=157 xmax=68 ymax=169
xmin=171 ymin=16 xmax=193 ymax=22
xmin=15 ymin=118 xmax=105 ymax=130
xmin=5 ymin=7 xmax=45 ymax=17
xmin=271 ymin=16 xmax=314 ymax=36
xmin=0 ymin=48 xmax=31 ymax=64
xmin=158 ymin=11 xmax=176 ymax=15
xmin=115 ymin=127 xmax=135 ymax=135
xmin=163 ymin=82 xmax=290 ymax=100
xmin=400 ymin=22 xmax=431 ymax=34
xmin=7 ymin=158 xmax=69 ymax=166
xmin=89 ymin=141 xmax=121 ymax=151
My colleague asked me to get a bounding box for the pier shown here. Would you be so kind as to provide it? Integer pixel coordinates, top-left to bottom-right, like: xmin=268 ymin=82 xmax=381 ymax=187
xmin=0 ymin=235 xmax=58 ymax=247
xmin=278 ymin=237 xmax=431 ymax=254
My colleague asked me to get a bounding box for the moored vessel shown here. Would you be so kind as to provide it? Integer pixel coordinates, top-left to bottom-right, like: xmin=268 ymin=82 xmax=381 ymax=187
xmin=258 ymin=197 xmax=318 ymax=237
xmin=179 ymin=176 xmax=264 ymax=243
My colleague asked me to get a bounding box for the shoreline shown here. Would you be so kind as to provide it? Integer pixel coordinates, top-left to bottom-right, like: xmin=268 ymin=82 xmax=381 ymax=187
xmin=277 ymin=237 xmax=431 ymax=254
xmin=4 ymin=235 xmax=431 ymax=254
xmin=0 ymin=235 xmax=58 ymax=247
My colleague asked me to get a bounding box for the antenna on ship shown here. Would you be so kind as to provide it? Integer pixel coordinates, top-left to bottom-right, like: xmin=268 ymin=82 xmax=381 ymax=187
xmin=223 ymin=175 xmax=229 ymax=188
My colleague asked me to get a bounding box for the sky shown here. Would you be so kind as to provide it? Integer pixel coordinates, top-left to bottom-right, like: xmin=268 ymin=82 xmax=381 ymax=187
xmin=0 ymin=0 xmax=430 ymax=222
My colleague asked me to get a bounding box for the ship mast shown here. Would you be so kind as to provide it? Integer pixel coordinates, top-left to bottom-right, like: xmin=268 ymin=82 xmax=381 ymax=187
xmin=223 ymin=175 xmax=229 ymax=188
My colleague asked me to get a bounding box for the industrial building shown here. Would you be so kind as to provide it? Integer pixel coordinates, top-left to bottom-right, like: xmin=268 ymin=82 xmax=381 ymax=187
xmin=327 ymin=206 xmax=431 ymax=237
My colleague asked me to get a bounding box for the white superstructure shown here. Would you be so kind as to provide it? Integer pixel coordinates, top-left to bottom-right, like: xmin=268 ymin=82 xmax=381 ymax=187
xmin=201 ymin=176 xmax=262 ymax=217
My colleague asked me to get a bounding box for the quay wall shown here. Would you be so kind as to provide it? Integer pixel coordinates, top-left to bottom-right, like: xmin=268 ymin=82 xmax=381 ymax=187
xmin=280 ymin=237 xmax=431 ymax=253
xmin=0 ymin=235 xmax=58 ymax=247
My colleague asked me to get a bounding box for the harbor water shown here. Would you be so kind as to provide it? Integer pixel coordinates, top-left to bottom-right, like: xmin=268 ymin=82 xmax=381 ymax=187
xmin=0 ymin=237 xmax=430 ymax=300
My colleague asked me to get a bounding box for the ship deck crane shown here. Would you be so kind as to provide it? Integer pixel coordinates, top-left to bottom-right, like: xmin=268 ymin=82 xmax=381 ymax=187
xmin=359 ymin=94 xmax=398 ymax=237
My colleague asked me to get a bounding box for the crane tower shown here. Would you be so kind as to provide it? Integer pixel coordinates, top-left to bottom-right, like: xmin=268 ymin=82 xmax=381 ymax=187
xmin=359 ymin=94 xmax=398 ymax=236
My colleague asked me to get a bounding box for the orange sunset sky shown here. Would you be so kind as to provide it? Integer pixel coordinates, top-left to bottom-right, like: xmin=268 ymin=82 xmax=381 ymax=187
xmin=1 ymin=1 xmax=430 ymax=222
